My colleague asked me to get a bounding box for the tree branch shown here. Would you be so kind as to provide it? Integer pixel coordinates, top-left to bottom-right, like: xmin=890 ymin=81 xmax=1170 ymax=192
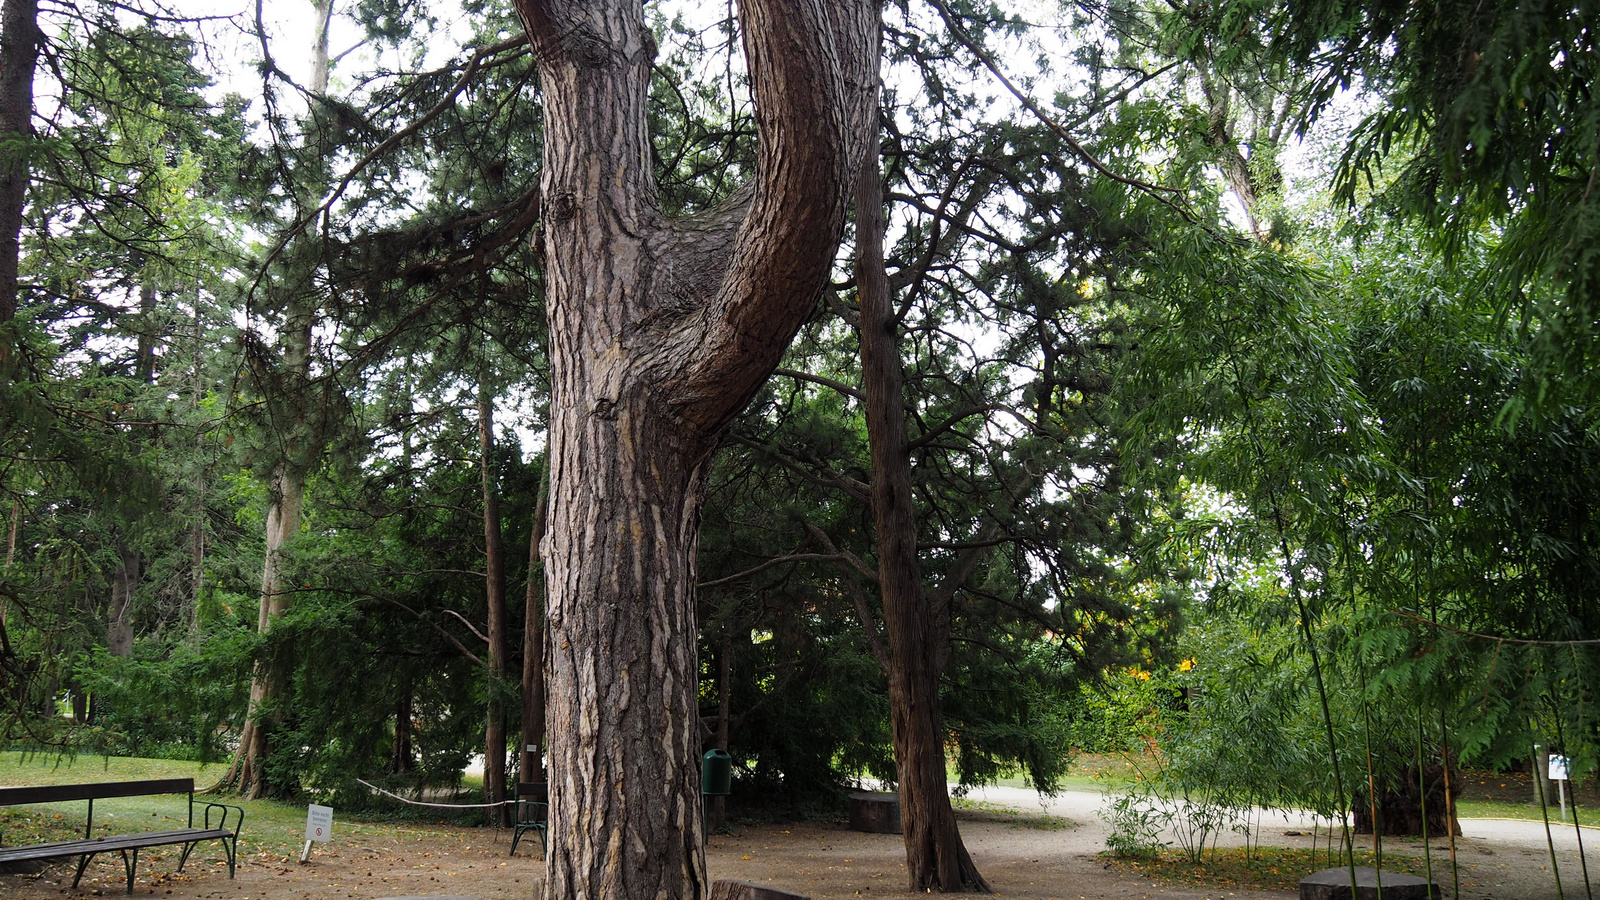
xmin=698 ymin=552 xmax=846 ymax=589
xmin=804 ymin=523 xmax=889 ymax=670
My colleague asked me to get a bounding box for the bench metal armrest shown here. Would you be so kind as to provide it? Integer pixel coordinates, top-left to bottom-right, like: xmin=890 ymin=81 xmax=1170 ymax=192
xmin=195 ymin=799 xmax=246 ymax=839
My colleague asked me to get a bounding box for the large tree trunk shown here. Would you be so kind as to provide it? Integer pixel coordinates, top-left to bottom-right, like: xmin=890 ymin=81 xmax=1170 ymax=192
xmin=480 ymin=381 xmax=510 ymax=827
xmin=0 ymin=0 xmax=37 ymax=334
xmin=1353 ymin=760 xmax=1463 ymax=837
xmin=511 ymin=3 xmax=875 ymax=900
xmin=854 ymin=131 xmax=989 ymax=893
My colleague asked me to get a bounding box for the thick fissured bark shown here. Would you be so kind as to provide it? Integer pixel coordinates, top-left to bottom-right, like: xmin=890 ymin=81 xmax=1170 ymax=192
xmin=509 ymin=3 xmax=875 ymax=900
xmin=855 ymin=137 xmax=989 ymax=893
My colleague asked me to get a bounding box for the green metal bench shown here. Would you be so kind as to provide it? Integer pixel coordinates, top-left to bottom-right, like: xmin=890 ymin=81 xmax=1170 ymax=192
xmin=509 ymin=781 xmax=547 ymax=857
xmin=0 ymin=778 xmax=243 ymax=895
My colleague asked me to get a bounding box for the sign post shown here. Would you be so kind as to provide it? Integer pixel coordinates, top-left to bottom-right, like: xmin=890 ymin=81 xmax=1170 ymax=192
xmin=1550 ymin=755 xmax=1570 ymax=821
xmin=301 ymin=804 xmax=334 ymax=863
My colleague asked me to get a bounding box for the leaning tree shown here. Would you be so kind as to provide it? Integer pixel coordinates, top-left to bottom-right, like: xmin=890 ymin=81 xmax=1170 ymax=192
xmin=506 ymin=2 xmax=877 ymax=899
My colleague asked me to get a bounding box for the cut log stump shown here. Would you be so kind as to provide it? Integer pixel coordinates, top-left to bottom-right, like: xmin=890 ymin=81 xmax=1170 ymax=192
xmin=1299 ymin=866 xmax=1442 ymax=899
xmin=847 ymin=791 xmax=902 ymax=834
xmin=710 ymin=879 xmax=810 ymax=900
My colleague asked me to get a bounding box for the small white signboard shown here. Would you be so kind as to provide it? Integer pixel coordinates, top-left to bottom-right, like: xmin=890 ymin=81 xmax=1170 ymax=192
xmin=300 ymin=804 xmax=334 ymax=863
xmin=1550 ymin=755 xmax=1570 ymax=781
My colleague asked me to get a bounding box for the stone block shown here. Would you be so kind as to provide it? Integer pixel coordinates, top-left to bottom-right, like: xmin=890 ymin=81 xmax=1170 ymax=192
xmin=847 ymin=791 xmax=902 ymax=834
xmin=710 ymin=879 xmax=810 ymax=900
xmin=1299 ymin=866 xmax=1442 ymax=900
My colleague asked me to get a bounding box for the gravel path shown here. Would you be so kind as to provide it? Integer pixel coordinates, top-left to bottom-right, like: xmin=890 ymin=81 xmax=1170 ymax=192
xmin=3 ymin=786 xmax=1594 ymax=900
xmin=960 ymin=783 xmax=1600 ymax=900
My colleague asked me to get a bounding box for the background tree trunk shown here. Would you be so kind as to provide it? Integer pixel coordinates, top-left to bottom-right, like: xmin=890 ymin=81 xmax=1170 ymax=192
xmin=710 ymin=628 xmax=733 ymax=832
xmin=519 ymin=474 xmax=548 ymax=783
xmin=392 ymin=674 xmax=414 ymax=774
xmin=854 ymin=134 xmax=989 ymax=893
xmin=0 ymin=0 xmax=38 ymax=333
xmin=480 ymin=381 xmax=510 ymax=827
xmin=511 ymin=3 xmax=875 ymax=899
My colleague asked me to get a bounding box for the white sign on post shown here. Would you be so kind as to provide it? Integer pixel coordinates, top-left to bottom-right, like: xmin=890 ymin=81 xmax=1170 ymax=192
xmin=300 ymin=804 xmax=334 ymax=863
xmin=1550 ymin=755 xmax=1570 ymax=781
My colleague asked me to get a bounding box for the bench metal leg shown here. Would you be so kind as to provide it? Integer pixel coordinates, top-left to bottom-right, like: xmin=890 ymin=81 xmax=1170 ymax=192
xmin=72 ymin=852 xmax=95 ymax=888
xmin=120 ymin=847 xmax=139 ymax=894
xmin=177 ymin=836 xmax=236 ymax=879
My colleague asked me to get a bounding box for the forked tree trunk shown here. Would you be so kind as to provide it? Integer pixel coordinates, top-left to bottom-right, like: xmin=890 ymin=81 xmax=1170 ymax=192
xmin=228 ymin=0 xmax=333 ymax=801
xmin=230 ymin=461 xmax=306 ymax=799
xmin=510 ymin=3 xmax=875 ymax=899
xmin=854 ymin=137 xmax=989 ymax=893
xmin=106 ymin=544 xmax=140 ymax=658
xmin=480 ymin=382 xmax=510 ymax=827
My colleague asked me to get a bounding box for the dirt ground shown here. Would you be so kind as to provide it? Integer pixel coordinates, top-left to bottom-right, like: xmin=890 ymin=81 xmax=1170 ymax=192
xmin=0 ymin=800 xmax=1590 ymax=900
xmin=0 ymin=813 xmax=1284 ymax=900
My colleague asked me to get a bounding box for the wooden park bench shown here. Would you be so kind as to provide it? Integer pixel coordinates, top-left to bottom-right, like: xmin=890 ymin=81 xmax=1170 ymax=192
xmin=0 ymin=777 xmax=243 ymax=895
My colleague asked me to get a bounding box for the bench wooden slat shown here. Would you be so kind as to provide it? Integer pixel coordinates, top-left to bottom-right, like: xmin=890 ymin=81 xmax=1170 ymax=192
xmin=0 ymin=778 xmax=195 ymax=806
xmin=0 ymin=828 xmax=230 ymax=862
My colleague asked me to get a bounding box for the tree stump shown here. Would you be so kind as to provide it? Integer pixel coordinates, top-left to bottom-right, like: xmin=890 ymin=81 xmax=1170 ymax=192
xmin=847 ymin=791 xmax=902 ymax=834
xmin=1299 ymin=866 xmax=1442 ymax=899
xmin=709 ymin=879 xmax=810 ymax=900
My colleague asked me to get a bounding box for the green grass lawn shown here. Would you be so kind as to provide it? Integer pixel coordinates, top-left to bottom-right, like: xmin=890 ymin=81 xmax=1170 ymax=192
xmin=1108 ymin=847 xmax=1433 ymax=894
xmin=1455 ymin=797 xmax=1600 ymax=826
xmin=949 ymin=753 xmax=1138 ymax=793
xmin=0 ymin=751 xmax=475 ymax=865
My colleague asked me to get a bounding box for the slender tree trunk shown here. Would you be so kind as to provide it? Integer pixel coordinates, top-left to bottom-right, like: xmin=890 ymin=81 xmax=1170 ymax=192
xmin=511 ymin=3 xmax=875 ymax=899
xmin=480 ymin=381 xmax=510 ymax=827
xmin=710 ymin=628 xmax=733 ymax=832
xmin=0 ymin=0 xmax=38 ymax=335
xmin=190 ymin=288 xmax=205 ymax=630
xmin=854 ymin=131 xmax=989 ymax=892
xmin=392 ymin=674 xmax=414 ymax=774
xmin=519 ymin=474 xmax=549 ymax=783
xmin=105 ymin=285 xmax=157 ymax=661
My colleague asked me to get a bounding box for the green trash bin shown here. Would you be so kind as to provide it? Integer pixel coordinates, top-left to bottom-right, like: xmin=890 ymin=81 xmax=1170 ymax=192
xmin=701 ymin=748 xmax=732 ymax=797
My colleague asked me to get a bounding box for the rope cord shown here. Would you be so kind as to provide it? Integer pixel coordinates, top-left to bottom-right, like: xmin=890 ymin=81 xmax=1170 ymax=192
xmin=356 ymin=778 xmax=516 ymax=809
